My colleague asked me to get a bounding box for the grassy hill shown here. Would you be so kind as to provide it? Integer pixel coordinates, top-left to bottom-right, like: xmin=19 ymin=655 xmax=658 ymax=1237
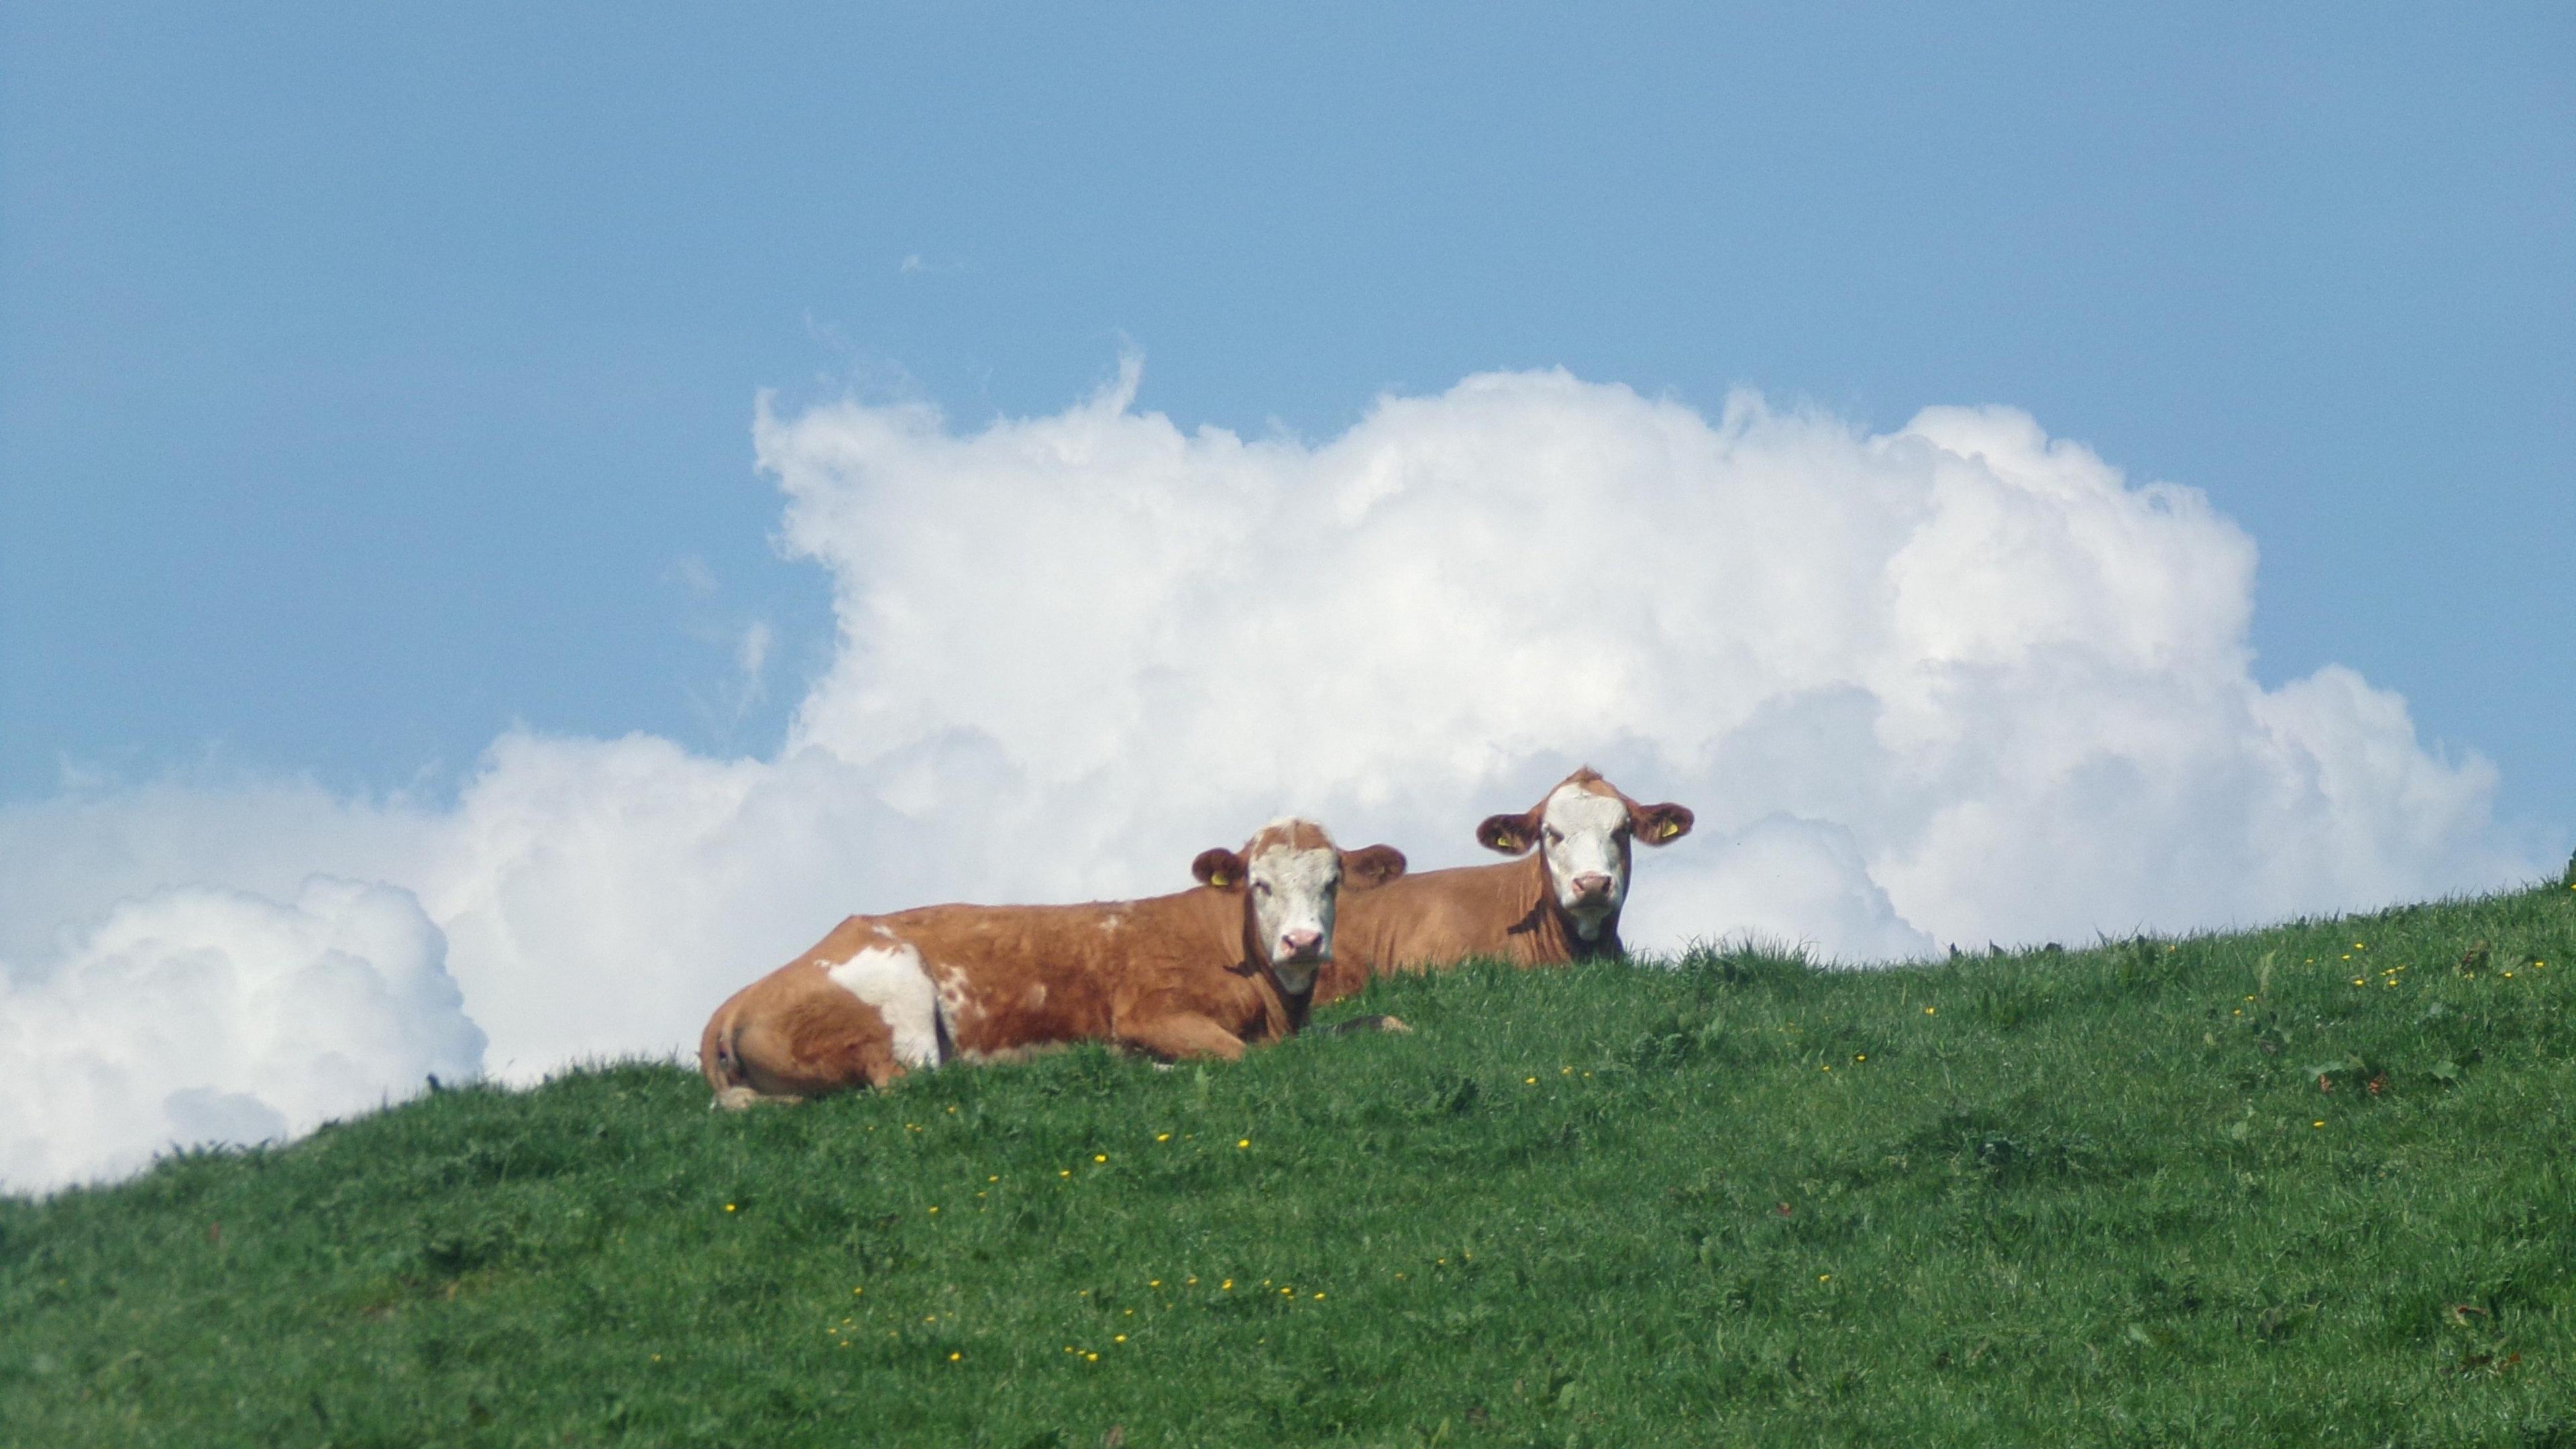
xmin=6 ymin=880 xmax=2574 ymax=1448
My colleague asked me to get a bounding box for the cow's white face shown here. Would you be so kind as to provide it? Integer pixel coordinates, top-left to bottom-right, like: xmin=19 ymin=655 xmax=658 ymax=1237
xmin=1540 ymin=786 xmax=1631 ymax=938
xmin=1248 ymin=841 xmax=1342 ymax=990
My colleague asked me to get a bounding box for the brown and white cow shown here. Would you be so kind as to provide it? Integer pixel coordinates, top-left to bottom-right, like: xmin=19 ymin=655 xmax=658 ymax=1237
xmin=699 ymin=819 xmax=1407 ymax=1107
xmin=1314 ymin=768 xmax=1693 ymax=1003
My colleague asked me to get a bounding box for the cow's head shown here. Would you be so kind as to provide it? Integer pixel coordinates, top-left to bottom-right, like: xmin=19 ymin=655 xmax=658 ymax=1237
xmin=1474 ymin=768 xmax=1694 ymax=941
xmin=1193 ymin=819 xmax=1407 ymax=994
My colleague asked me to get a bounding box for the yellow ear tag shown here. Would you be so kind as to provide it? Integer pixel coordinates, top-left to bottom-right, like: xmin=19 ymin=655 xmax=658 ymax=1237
xmin=1658 ymin=822 xmax=1680 ymax=840
xmin=1212 ymin=871 xmax=1235 ymax=888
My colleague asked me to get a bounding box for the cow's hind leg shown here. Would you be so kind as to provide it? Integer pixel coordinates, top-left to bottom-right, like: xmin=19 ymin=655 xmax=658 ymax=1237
xmin=720 ymin=996 xmax=907 ymax=1102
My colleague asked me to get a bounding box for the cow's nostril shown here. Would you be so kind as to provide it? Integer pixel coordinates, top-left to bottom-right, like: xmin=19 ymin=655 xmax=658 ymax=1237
xmin=1280 ymin=929 xmax=1322 ymax=958
xmin=1572 ymin=873 xmax=1613 ymax=900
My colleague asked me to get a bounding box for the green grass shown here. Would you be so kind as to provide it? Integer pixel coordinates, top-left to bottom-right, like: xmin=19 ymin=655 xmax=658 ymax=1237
xmin=7 ymin=882 xmax=2576 ymax=1447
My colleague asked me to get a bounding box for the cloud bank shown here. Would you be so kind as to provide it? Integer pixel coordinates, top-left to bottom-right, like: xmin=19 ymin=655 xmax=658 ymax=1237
xmin=0 ymin=364 xmax=2540 ymax=1192
xmin=0 ymin=877 xmax=482 ymax=1190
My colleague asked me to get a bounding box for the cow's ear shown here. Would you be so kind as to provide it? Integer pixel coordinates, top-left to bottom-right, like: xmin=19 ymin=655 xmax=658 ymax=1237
xmin=1477 ymin=811 xmax=1540 ymax=855
xmin=1341 ymin=845 xmax=1408 ymax=891
xmin=1630 ymin=802 xmax=1695 ymax=845
xmin=1193 ymin=847 xmax=1248 ymax=890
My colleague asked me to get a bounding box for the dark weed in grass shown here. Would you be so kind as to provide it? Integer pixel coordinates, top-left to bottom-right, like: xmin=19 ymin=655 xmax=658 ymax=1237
xmin=3 ymin=883 xmax=2573 ymax=1446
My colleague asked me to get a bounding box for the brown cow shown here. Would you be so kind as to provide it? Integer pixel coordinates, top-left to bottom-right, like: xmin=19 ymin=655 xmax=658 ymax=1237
xmin=1315 ymin=768 xmax=1693 ymax=1003
xmin=699 ymin=819 xmax=1407 ymax=1107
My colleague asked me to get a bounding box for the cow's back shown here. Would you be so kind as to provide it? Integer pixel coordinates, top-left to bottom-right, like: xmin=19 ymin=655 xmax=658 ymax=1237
xmin=890 ymin=893 xmax=1296 ymax=1058
xmin=869 ymin=901 xmax=1128 ymax=1057
xmin=1324 ymin=855 xmax=1557 ymax=987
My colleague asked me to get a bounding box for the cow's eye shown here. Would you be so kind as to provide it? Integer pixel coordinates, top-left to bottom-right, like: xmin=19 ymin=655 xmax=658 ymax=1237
xmin=1543 ymin=827 xmax=1564 ymax=845
xmin=1252 ymin=881 xmax=1271 ymax=897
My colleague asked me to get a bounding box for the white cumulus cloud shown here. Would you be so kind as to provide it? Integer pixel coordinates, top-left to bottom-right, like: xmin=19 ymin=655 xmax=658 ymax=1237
xmin=0 ymin=362 xmax=2546 ymax=1192
xmin=0 ymin=877 xmax=484 ymax=1191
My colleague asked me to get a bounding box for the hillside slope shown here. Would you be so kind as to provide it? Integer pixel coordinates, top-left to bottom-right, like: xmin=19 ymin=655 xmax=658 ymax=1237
xmin=5 ymin=881 xmax=2574 ymax=1447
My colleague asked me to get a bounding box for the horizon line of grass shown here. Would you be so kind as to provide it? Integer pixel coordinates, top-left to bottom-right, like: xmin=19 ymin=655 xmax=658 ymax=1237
xmin=5 ymin=877 xmax=2572 ymax=1446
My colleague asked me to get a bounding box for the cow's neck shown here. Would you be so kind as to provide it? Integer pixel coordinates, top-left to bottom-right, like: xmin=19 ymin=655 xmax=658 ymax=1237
xmin=1136 ymin=887 xmax=1298 ymax=1040
xmin=1269 ymin=967 xmax=1316 ymax=1034
xmin=1507 ymin=851 xmax=1624 ymax=961
xmin=1236 ymin=914 xmax=1313 ymax=1035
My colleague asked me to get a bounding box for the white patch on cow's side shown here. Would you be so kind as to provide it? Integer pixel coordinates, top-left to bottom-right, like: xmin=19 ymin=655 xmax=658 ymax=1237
xmin=1541 ymin=786 xmax=1631 ymax=937
xmin=825 ymin=942 xmax=943 ymax=1068
xmin=1248 ymin=839 xmax=1342 ymax=989
xmin=1098 ymin=910 xmax=1126 ymax=932
xmin=932 ymin=969 xmax=977 ymax=1044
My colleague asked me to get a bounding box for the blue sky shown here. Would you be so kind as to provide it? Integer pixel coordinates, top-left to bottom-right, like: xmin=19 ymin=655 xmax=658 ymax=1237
xmin=4 ymin=1 xmax=2570 ymax=821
